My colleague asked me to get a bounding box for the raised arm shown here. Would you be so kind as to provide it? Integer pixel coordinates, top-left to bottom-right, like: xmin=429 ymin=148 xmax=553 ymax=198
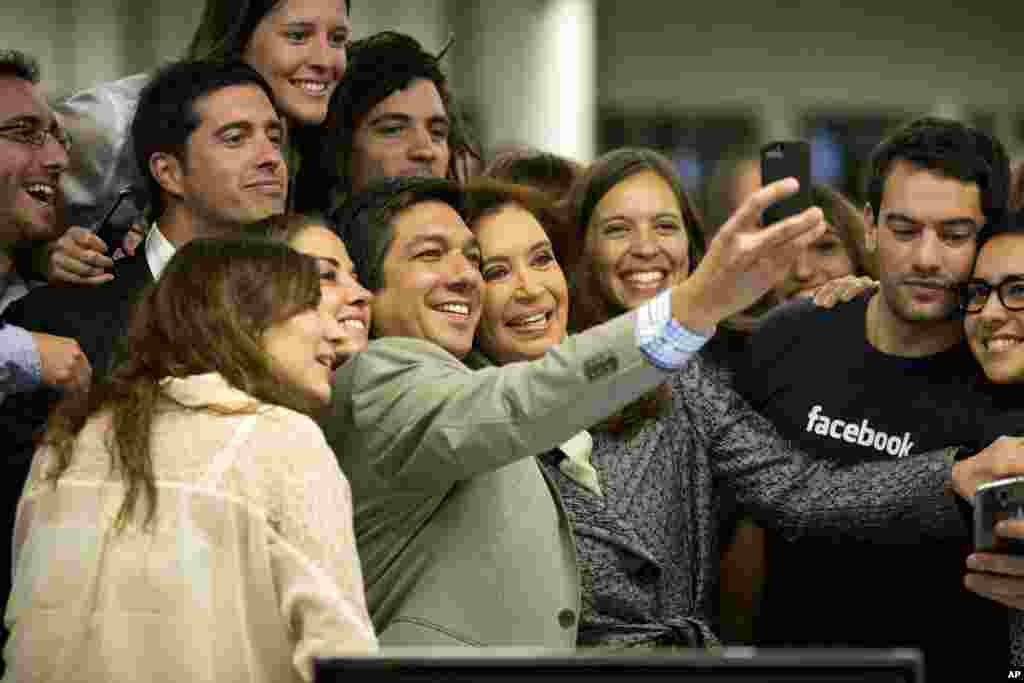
xmin=327 ymin=311 xmax=671 ymax=491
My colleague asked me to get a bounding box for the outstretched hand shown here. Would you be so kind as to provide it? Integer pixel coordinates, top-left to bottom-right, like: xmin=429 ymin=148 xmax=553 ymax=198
xmin=671 ymin=178 xmax=826 ymax=332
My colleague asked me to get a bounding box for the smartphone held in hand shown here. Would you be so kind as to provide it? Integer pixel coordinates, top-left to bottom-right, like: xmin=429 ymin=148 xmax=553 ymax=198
xmin=760 ymin=140 xmax=812 ymax=226
xmin=974 ymin=476 xmax=1024 ymax=554
xmin=93 ymin=186 xmax=136 ymax=247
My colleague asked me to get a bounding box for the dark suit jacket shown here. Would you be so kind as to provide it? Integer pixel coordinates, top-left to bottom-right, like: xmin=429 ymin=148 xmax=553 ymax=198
xmin=4 ymin=251 xmax=154 ymax=378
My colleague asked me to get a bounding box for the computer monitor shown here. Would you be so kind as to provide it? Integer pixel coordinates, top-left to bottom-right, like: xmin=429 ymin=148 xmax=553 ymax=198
xmin=314 ymin=647 xmax=922 ymax=683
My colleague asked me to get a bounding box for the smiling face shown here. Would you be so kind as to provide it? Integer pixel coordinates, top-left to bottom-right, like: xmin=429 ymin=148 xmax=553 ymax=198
xmin=165 ymin=84 xmax=287 ymax=235
xmin=348 ymin=78 xmax=450 ymax=193
xmin=288 ymin=222 xmax=372 ymax=361
xmin=261 ymin=305 xmax=338 ymax=406
xmin=584 ymin=170 xmax=690 ymax=312
xmin=868 ymin=160 xmax=983 ymax=324
xmin=965 ymin=233 xmax=1024 ymax=384
xmin=0 ymin=75 xmax=69 ymax=249
xmin=371 ymin=200 xmax=482 ymax=359
xmin=474 ymin=204 xmax=569 ymax=364
xmin=772 ymin=222 xmax=857 ymax=301
xmin=243 ymin=0 xmax=350 ymax=126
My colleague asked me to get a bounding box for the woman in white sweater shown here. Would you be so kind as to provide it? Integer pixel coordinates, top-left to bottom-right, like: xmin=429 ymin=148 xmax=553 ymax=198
xmin=3 ymin=238 xmax=377 ymax=683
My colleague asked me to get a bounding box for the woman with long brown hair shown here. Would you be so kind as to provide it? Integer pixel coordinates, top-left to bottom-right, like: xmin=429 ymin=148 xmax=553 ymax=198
xmin=4 ymin=238 xmax=376 ymax=682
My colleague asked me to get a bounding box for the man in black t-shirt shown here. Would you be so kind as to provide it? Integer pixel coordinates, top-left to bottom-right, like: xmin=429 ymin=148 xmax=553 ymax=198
xmin=737 ymin=117 xmax=1011 ymax=679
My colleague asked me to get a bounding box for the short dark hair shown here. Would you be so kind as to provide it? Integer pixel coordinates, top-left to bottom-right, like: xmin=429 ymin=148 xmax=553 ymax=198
xmin=330 ymin=175 xmax=464 ymax=292
xmin=864 ymin=116 xmax=1010 ymax=226
xmin=977 ymin=208 xmax=1024 ymax=252
xmin=131 ymin=60 xmax=277 ymax=219
xmin=187 ymin=0 xmax=351 ymax=63
xmin=0 ymin=49 xmax=40 ymax=83
xmin=301 ymin=31 xmax=479 ymax=211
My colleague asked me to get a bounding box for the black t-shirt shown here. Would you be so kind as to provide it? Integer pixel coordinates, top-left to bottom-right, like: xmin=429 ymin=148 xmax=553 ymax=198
xmin=737 ymin=294 xmax=1007 ymax=677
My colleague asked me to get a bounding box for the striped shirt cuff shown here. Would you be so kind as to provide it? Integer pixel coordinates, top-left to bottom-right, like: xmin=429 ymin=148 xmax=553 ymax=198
xmin=0 ymin=322 xmax=42 ymax=403
xmin=635 ymin=289 xmax=713 ymax=371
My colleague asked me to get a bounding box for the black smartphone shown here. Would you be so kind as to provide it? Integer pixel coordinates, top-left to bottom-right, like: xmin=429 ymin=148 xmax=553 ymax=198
xmin=93 ymin=186 xmax=136 ymax=246
xmin=760 ymin=140 xmax=812 ymax=225
xmin=974 ymin=476 xmax=1024 ymax=554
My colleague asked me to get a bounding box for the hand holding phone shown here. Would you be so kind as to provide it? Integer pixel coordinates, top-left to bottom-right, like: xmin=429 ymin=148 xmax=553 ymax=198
xmin=760 ymin=141 xmax=812 ymax=226
xmin=47 ymin=187 xmax=137 ymax=285
xmin=974 ymin=476 xmax=1024 ymax=554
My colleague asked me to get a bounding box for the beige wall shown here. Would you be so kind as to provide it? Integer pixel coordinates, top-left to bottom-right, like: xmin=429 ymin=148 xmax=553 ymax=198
xmin=2 ymin=0 xmax=1021 ymax=149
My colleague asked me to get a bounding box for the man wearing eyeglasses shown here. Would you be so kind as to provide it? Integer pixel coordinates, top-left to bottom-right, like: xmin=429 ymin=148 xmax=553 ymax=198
xmin=0 ymin=48 xmax=91 ymax=675
xmin=0 ymin=50 xmax=90 ymax=405
xmin=737 ymin=117 xmax=1013 ymax=679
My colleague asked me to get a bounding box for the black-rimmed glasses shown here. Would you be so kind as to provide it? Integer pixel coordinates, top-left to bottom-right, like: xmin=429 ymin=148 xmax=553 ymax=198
xmin=0 ymin=123 xmax=72 ymax=153
xmin=960 ymin=276 xmax=1024 ymax=314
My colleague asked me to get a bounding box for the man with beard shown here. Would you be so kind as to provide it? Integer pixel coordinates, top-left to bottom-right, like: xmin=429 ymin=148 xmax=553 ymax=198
xmin=738 ymin=117 xmax=1011 ymax=679
xmin=0 ymin=50 xmax=90 ymax=405
xmin=0 ymin=49 xmax=91 ymax=670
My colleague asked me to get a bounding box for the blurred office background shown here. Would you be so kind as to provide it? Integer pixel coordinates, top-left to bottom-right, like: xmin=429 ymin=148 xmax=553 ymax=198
xmin=3 ymin=0 xmax=1022 ymax=206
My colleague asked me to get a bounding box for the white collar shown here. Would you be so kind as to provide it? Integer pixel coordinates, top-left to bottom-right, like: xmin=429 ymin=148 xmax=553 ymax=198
xmin=160 ymin=372 xmax=261 ymax=410
xmin=144 ymin=222 xmax=176 ymax=280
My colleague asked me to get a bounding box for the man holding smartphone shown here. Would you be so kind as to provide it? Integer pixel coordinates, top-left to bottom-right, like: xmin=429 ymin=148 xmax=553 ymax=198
xmin=0 ymin=50 xmax=91 ymax=405
xmin=6 ymin=59 xmax=288 ymax=381
xmin=737 ymin=117 xmax=1011 ymax=679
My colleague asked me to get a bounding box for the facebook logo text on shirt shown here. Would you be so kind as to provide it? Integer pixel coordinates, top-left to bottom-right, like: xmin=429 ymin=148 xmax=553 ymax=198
xmin=805 ymin=405 xmax=915 ymax=457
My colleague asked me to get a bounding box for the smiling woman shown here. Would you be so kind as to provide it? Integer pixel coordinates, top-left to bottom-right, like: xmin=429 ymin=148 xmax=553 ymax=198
xmin=964 ymin=211 xmax=1024 ymax=385
xmin=277 ymin=212 xmax=373 ymax=362
xmin=462 ymin=180 xmax=573 ymax=366
xmin=231 ymin=0 xmax=352 ymax=126
xmin=3 ymin=238 xmax=377 ymax=682
xmin=567 ymin=148 xmax=705 ymax=335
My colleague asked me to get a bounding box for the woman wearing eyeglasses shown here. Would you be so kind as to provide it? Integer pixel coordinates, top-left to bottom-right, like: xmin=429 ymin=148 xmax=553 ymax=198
xmin=953 ymin=209 xmax=1024 ymax=667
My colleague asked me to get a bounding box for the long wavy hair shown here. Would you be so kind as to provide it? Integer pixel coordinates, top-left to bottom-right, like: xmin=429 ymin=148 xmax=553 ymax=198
xmin=43 ymin=238 xmax=322 ymax=530
xmin=564 ymin=148 xmax=706 ymax=434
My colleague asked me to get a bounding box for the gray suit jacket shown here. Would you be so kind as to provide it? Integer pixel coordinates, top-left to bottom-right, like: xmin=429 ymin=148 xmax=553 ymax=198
xmin=319 ymin=312 xmax=673 ymax=648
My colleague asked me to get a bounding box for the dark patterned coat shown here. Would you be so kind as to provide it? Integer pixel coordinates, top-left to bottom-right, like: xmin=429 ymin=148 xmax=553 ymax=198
xmin=541 ymin=350 xmax=966 ymax=648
